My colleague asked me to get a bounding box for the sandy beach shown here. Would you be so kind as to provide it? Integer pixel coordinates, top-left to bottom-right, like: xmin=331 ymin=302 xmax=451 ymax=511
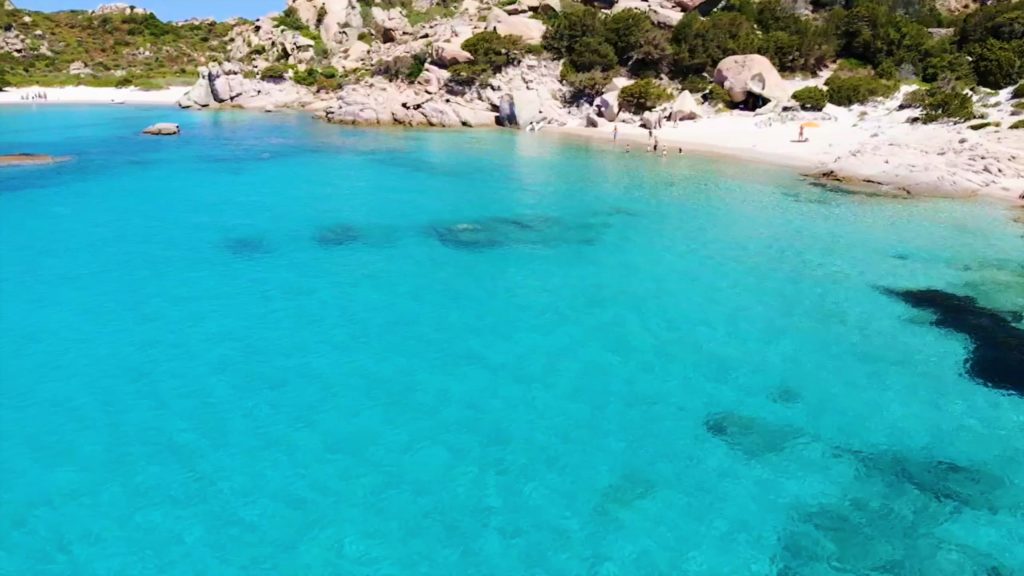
xmin=550 ymin=92 xmax=1024 ymax=205
xmin=0 ymin=86 xmax=189 ymax=106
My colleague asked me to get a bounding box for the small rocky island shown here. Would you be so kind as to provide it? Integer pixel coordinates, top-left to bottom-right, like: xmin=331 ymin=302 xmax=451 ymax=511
xmin=0 ymin=153 xmax=70 ymax=166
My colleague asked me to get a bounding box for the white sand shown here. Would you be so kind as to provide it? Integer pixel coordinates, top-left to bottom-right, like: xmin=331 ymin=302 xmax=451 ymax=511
xmin=0 ymin=86 xmax=189 ymax=106
xmin=551 ymin=90 xmax=1024 ymax=205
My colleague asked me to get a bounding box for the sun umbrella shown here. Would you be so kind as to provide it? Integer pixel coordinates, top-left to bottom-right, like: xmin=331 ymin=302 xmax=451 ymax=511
xmin=801 ymin=121 xmax=821 ymax=128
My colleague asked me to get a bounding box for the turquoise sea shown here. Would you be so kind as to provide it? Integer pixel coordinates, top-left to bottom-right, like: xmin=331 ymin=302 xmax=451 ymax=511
xmin=1 ymin=106 xmax=1023 ymax=575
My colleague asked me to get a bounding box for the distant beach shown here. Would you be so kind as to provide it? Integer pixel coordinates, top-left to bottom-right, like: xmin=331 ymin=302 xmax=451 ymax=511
xmin=0 ymin=86 xmax=189 ymax=106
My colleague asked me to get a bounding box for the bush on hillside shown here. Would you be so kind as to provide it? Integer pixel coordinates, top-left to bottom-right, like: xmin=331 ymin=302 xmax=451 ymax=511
xmin=292 ymin=66 xmax=319 ymax=86
xmin=1010 ymin=119 xmax=1024 ymax=129
xmin=461 ymin=31 xmax=524 ymax=72
xmin=670 ymin=12 xmax=760 ymax=77
xmin=1013 ymin=83 xmax=1024 ymax=99
xmin=919 ymin=86 xmax=975 ymax=123
xmin=899 ymin=88 xmax=928 ymax=109
xmin=542 ymin=4 xmax=604 ymax=59
xmin=374 ymin=52 xmax=426 ymax=82
xmin=618 ymin=78 xmax=672 ymax=113
xmin=566 ymin=36 xmax=618 ymax=72
xmin=274 ymin=6 xmax=308 ymax=31
xmin=792 ymin=86 xmax=828 ymax=111
xmin=824 ymin=74 xmax=897 ymax=106
xmin=678 ymin=75 xmax=711 ymax=94
xmin=968 ymin=39 xmax=1022 ymax=89
xmin=260 ymin=64 xmax=288 ymax=80
xmin=561 ymin=67 xmax=612 ymax=103
xmin=602 ymin=9 xmax=652 ymax=63
xmin=628 ymin=28 xmax=673 ymax=78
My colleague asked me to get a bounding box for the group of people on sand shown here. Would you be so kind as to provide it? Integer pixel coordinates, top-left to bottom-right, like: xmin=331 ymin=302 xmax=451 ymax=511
xmin=20 ymin=91 xmax=49 ymax=101
xmin=612 ymin=124 xmax=685 ymax=157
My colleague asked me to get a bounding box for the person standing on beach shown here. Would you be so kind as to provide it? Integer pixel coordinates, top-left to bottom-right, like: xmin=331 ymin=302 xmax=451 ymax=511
xmin=613 ymin=124 xmax=618 ymax=143
xmin=648 ymin=127 xmax=653 ymax=141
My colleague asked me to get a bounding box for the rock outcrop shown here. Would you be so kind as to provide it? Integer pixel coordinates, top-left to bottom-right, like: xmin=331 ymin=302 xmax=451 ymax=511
xmin=0 ymin=153 xmax=70 ymax=166
xmin=322 ymin=56 xmax=570 ymax=129
xmin=92 ymin=3 xmax=151 ymax=15
xmin=287 ymin=0 xmax=363 ymax=50
xmin=3 ymin=0 xmax=15 ymax=9
xmin=485 ymin=8 xmax=546 ymax=44
xmin=713 ymin=54 xmax=791 ymax=113
xmin=371 ymin=7 xmax=412 ymax=42
xmin=177 ymin=62 xmax=318 ymax=110
xmin=68 ymin=61 xmax=91 ymax=75
xmin=142 ymin=123 xmax=180 ymax=136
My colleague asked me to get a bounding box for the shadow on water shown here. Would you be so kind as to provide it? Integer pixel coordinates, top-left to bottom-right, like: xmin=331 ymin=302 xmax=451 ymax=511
xmin=880 ymin=288 xmax=1024 ymax=396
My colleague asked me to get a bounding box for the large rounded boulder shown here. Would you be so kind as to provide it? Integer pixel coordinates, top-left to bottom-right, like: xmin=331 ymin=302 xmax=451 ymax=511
xmin=713 ymin=54 xmax=790 ymax=110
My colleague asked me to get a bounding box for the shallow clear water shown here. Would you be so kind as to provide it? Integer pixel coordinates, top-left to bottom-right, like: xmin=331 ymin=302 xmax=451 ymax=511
xmin=1 ymin=106 xmax=1023 ymax=575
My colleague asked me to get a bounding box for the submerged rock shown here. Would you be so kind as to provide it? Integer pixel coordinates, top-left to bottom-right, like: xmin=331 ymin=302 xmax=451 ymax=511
xmin=703 ymin=412 xmax=804 ymax=458
xmin=846 ymin=450 xmax=1017 ymax=513
xmin=223 ymin=236 xmax=272 ymax=257
xmin=776 ymin=497 xmax=1009 ymax=575
xmin=431 ymin=215 xmax=608 ymax=251
xmin=882 ymin=288 xmax=1024 ymax=395
xmin=313 ymin=224 xmax=360 ymax=247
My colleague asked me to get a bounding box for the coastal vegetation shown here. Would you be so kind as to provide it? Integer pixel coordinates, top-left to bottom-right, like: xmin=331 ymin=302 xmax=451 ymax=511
xmin=0 ymin=6 xmax=237 ymax=88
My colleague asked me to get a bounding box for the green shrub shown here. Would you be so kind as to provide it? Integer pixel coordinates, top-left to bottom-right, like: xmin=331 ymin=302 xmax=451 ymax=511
xmin=678 ymin=75 xmax=710 ymax=94
xmin=899 ymin=88 xmax=928 ymax=109
xmin=969 ymin=39 xmax=1022 ymax=89
xmin=543 ymin=4 xmax=604 ymax=59
xmin=447 ymin=62 xmax=490 ymax=87
xmin=566 ymin=36 xmax=617 ymax=72
xmin=0 ymin=67 xmax=10 ymax=91
xmin=670 ymin=12 xmax=760 ymax=77
xmin=824 ymin=74 xmax=897 ymax=106
xmin=374 ymin=52 xmax=426 ymax=82
xmin=1010 ymin=119 xmax=1024 ymax=129
xmin=260 ymin=64 xmax=288 ymax=80
xmin=967 ymin=121 xmax=1001 ymax=130
xmin=707 ymin=83 xmax=732 ymax=107
xmin=792 ymin=86 xmax=828 ymax=111
xmin=274 ymin=6 xmax=308 ymax=32
xmin=602 ymin=9 xmax=652 ymax=63
xmin=292 ymin=66 xmax=319 ymax=86
xmin=1013 ymin=83 xmax=1024 ymax=99
xmin=461 ymin=31 xmax=524 ymax=72
xmin=618 ymin=78 xmax=672 ymax=113
xmin=919 ymin=86 xmax=975 ymax=123
xmin=1012 ymin=100 xmax=1024 ymax=110
xmin=561 ymin=67 xmax=612 ymax=103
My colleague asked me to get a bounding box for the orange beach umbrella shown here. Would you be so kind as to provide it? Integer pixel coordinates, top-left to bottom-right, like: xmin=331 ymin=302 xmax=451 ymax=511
xmin=800 ymin=121 xmax=821 ymax=128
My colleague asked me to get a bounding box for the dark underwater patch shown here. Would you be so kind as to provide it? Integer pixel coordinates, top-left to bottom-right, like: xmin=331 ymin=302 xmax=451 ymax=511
xmin=431 ymin=215 xmax=608 ymax=251
xmin=844 ymin=450 xmax=1015 ymax=513
xmin=223 ymin=236 xmax=272 ymax=257
xmin=882 ymin=288 xmax=1024 ymax=396
xmin=313 ymin=224 xmax=360 ymax=248
xmin=774 ymin=497 xmax=1010 ymax=576
xmin=703 ymin=412 xmax=804 ymax=458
